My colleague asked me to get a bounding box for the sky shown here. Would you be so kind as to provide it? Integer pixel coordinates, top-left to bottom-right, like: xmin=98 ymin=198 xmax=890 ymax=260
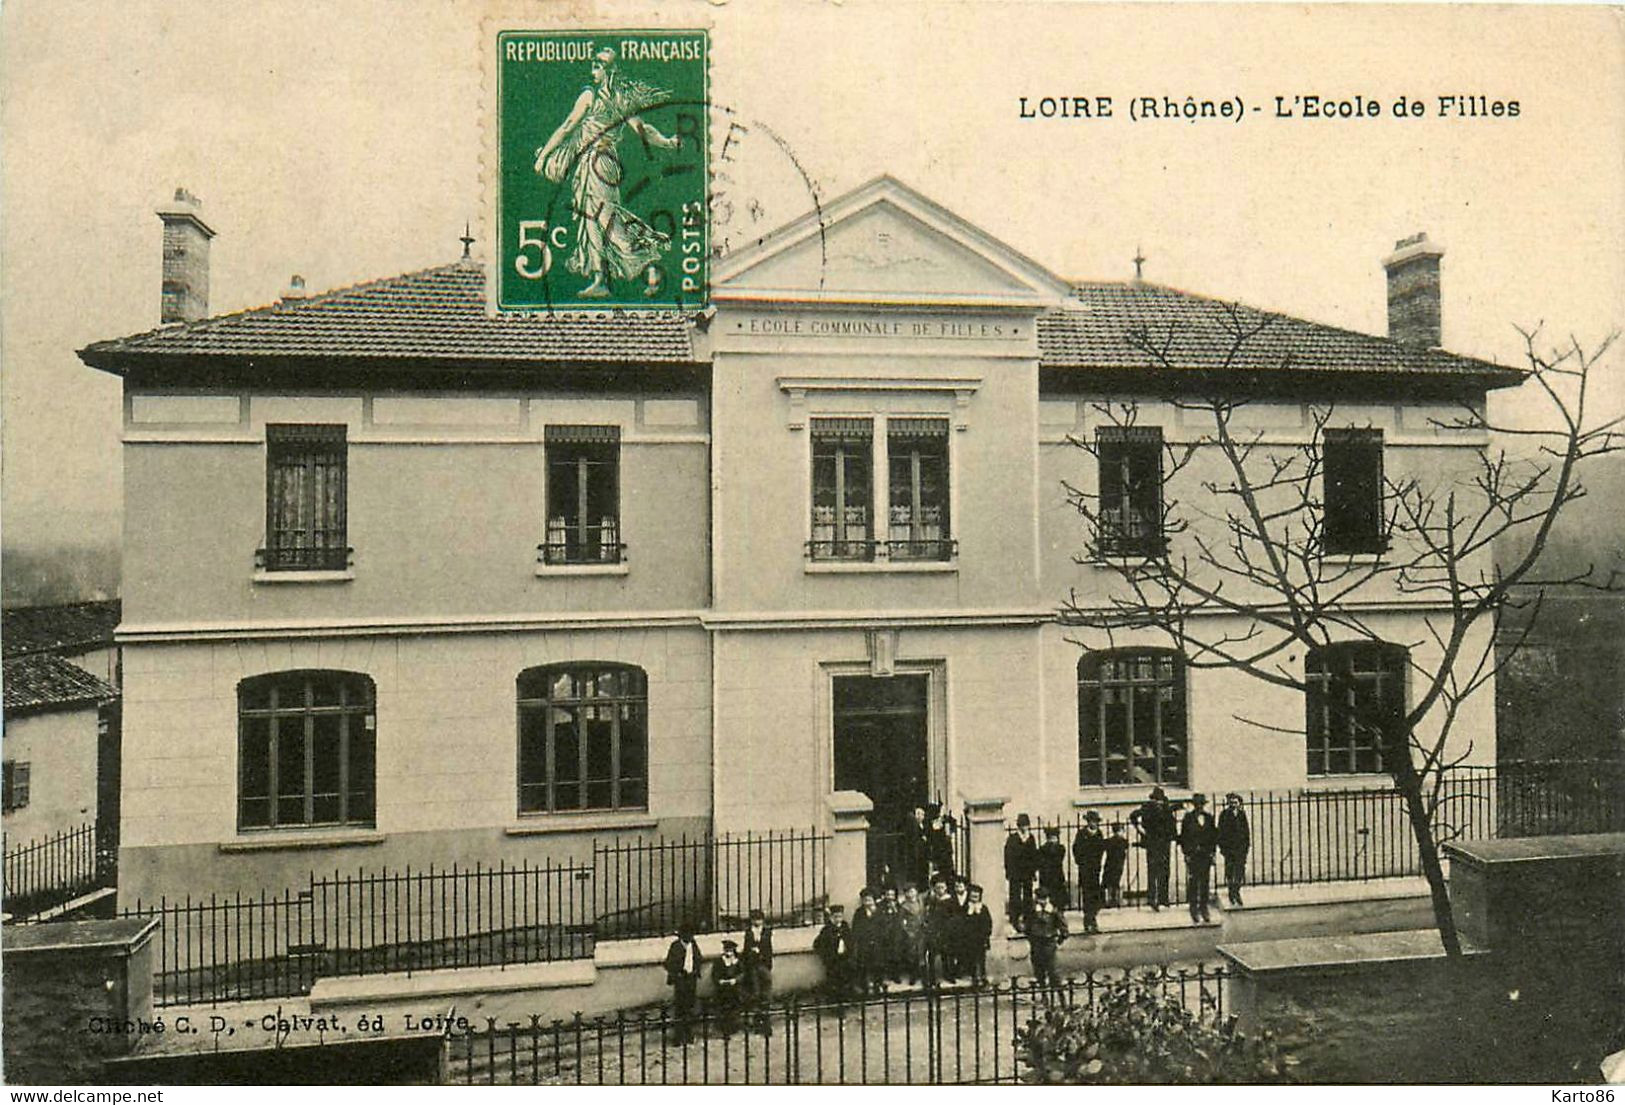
xmin=3 ymin=0 xmax=1622 ymax=556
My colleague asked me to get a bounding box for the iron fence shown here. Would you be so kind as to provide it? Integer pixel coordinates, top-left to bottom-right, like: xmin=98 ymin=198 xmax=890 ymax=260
xmin=1014 ymin=759 xmax=1625 ymax=912
xmin=444 ymin=965 xmax=1230 ymax=1085
xmin=2 ymin=821 xmax=116 ymax=920
xmin=593 ymin=828 xmax=830 ymax=938
xmin=123 ymin=859 xmax=595 ymax=1007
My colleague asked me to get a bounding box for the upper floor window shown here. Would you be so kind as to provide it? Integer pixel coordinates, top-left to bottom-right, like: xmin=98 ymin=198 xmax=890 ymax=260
xmin=1323 ymin=428 xmax=1386 ymax=554
xmin=263 ymin=424 xmax=348 ymax=572
xmin=887 ymin=419 xmax=952 ymax=561
xmin=544 ymin=426 xmax=622 ymax=565
xmin=238 ymin=671 xmax=376 ymax=830
xmin=1078 ymin=650 xmax=1186 ymax=786
xmin=1305 ymin=641 xmax=1406 ymax=775
xmin=1097 ymin=426 xmax=1165 ymax=558
xmin=3 ymin=760 xmax=31 ymax=813
xmin=517 ymin=664 xmax=648 ymax=814
xmin=811 ymin=418 xmax=875 ymax=561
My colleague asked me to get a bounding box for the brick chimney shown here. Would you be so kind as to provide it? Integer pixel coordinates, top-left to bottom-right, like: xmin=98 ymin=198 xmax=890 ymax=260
xmin=157 ymin=187 xmax=216 ymax=323
xmin=1382 ymin=232 xmax=1444 ymax=347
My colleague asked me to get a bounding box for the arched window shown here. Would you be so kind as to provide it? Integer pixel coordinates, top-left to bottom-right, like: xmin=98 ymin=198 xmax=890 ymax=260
xmin=1078 ymin=650 xmax=1186 ymax=786
xmin=238 ymin=671 xmax=375 ymax=830
xmin=518 ymin=664 xmax=648 ymax=814
xmin=1305 ymin=641 xmax=1407 ymax=775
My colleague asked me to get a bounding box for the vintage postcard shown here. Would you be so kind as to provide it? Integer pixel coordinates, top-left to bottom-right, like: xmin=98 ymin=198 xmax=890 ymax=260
xmin=2 ymin=0 xmax=1622 ymax=1092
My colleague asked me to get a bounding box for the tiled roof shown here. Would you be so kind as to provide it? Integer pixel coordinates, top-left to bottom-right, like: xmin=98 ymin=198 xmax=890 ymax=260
xmin=78 ymin=263 xmax=696 ymax=369
xmin=2 ymin=601 xmax=121 ymax=660
xmin=2 ymin=654 xmax=115 ymax=713
xmin=1039 ymin=283 xmax=1518 ymax=378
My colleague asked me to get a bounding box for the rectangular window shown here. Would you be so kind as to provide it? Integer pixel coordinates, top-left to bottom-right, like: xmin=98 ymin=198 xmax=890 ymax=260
xmin=517 ymin=665 xmax=648 ymax=814
xmin=544 ymin=426 xmax=622 ymax=564
xmin=1078 ymin=652 xmax=1186 ymax=786
xmin=2 ymin=760 xmax=31 ymax=813
xmin=810 ymin=418 xmax=874 ymax=560
xmin=1323 ymin=429 xmax=1386 ymax=554
xmin=1097 ymin=426 xmax=1165 ymax=557
xmin=887 ymin=419 xmax=953 ymax=561
xmin=263 ymin=424 xmax=348 ymax=572
xmin=1305 ymin=642 xmax=1406 ymax=775
xmin=237 ymin=672 xmax=375 ymax=830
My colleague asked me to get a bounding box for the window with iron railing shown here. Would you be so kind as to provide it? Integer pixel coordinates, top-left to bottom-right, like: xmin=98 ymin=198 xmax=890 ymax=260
xmin=887 ymin=419 xmax=953 ymax=561
xmin=261 ymin=424 xmax=349 ymax=572
xmin=1096 ymin=425 xmax=1165 ymax=558
xmin=810 ymin=418 xmax=875 ymax=561
xmin=542 ymin=426 xmax=624 ymax=565
xmin=517 ymin=664 xmax=648 ymax=814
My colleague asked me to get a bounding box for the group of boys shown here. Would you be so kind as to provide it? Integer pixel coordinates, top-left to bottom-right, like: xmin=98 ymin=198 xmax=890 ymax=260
xmin=816 ymin=874 xmax=995 ymax=996
xmin=662 ymin=908 xmax=776 ymax=1042
xmin=1003 ymin=811 xmax=1131 ymax=934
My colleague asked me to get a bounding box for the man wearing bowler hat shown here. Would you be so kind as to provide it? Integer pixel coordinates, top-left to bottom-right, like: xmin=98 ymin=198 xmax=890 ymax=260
xmin=1130 ymin=787 xmax=1178 ymax=910
xmin=1179 ymin=792 xmax=1220 ymax=923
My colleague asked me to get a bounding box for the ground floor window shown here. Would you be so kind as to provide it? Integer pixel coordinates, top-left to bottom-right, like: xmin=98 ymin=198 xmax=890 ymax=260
xmin=238 ymin=671 xmax=376 ymax=830
xmin=518 ymin=664 xmax=648 ymax=813
xmin=1305 ymin=641 xmax=1407 ymax=775
xmin=1078 ymin=650 xmax=1187 ymax=786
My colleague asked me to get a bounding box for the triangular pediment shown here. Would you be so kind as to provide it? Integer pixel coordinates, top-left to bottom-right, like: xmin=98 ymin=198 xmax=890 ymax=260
xmin=713 ymin=176 xmax=1071 ymax=308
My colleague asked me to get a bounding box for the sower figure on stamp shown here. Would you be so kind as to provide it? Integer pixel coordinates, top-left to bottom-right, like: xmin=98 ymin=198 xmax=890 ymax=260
xmin=1180 ymin=793 xmax=1220 ymax=924
xmin=711 ymin=940 xmax=745 ymax=1037
xmin=1217 ymin=791 xmax=1251 ymax=906
xmin=741 ymin=909 xmax=775 ymax=1036
xmin=1024 ymin=887 xmax=1069 ymax=990
xmin=663 ymin=922 xmax=705 ymax=1044
xmin=533 ymin=47 xmax=681 ymax=298
xmin=1072 ymin=810 xmax=1107 ymax=935
xmin=1130 ymin=787 xmax=1178 ymax=911
xmin=1004 ymin=813 xmax=1039 ymax=930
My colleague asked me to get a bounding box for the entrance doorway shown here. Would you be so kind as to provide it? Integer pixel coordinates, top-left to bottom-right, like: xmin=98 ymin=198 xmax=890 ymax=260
xmin=833 ymin=674 xmax=930 ymax=885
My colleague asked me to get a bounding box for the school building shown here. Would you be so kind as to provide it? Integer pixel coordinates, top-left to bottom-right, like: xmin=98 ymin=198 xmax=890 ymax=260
xmin=79 ymin=177 xmax=1516 ymax=906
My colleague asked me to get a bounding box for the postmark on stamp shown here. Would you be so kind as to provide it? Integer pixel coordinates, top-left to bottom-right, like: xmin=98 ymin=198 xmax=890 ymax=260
xmin=496 ymin=30 xmax=709 ymax=311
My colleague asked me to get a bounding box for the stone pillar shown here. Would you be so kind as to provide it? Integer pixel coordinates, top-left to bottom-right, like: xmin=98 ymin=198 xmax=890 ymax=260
xmin=960 ymin=794 xmax=1011 ymax=967
xmin=826 ymin=790 xmax=874 ymax=911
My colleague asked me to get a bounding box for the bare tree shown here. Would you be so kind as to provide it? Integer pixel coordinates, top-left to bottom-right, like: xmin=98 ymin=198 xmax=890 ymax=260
xmin=1062 ymin=304 xmax=1620 ymax=956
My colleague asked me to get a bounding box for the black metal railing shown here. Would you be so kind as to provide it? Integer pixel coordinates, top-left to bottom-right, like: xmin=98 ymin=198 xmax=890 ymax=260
xmin=539 ymin=524 xmax=626 ymax=565
xmin=445 ymin=965 xmax=1230 ymax=1085
xmin=1012 ymin=759 xmax=1625 ymax=911
xmin=2 ymin=821 xmax=116 ymax=921
xmin=593 ymin=828 xmax=829 ymax=939
xmin=806 ymin=539 xmax=878 ymax=562
xmin=256 ymin=545 xmax=352 ymax=572
xmin=122 ymin=859 xmax=595 ymax=1007
xmin=864 ymin=811 xmax=972 ymax=891
xmin=884 ymin=538 xmax=958 ymax=562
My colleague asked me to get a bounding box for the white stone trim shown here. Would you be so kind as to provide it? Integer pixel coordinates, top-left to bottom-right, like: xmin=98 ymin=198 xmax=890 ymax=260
xmin=804 ymin=561 xmax=958 ymax=575
xmin=505 ymin=813 xmax=658 ymax=836
xmin=534 ymin=562 xmax=631 ymax=578
xmin=218 ymin=830 xmax=387 ymax=852
xmin=252 ymin=569 xmax=356 ymax=585
xmin=117 ymin=610 xmax=709 ymax=643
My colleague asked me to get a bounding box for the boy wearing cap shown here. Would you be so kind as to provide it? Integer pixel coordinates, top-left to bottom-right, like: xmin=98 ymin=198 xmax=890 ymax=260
xmin=1179 ymin=792 xmax=1220 ymax=923
xmin=851 ymin=888 xmax=885 ymax=994
xmin=1072 ymin=810 xmax=1107 ymax=934
xmin=1217 ymin=792 xmax=1252 ymax=906
xmin=712 ymin=940 xmax=745 ymax=1036
xmin=1004 ymin=814 xmax=1039 ymax=929
xmin=663 ymin=922 xmax=705 ymax=1044
xmin=1023 ymin=887 xmax=1069 ymax=988
xmin=965 ymin=884 xmax=993 ymax=984
xmin=815 ymin=904 xmax=856 ymax=997
xmin=1102 ymin=820 xmax=1129 ymax=908
xmin=742 ymin=909 xmax=775 ymax=1034
xmin=1037 ymin=825 xmax=1069 ymax=910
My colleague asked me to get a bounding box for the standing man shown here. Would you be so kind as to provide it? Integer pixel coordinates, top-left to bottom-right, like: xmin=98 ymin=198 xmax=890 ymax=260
xmin=851 ymin=887 xmax=885 ymax=994
xmin=1004 ymin=814 xmax=1039 ymax=930
xmin=1130 ymin=787 xmax=1178 ymax=911
xmin=1217 ymin=791 xmax=1252 ymax=906
xmin=741 ymin=909 xmax=775 ymax=1035
xmin=1023 ymin=887 xmax=1069 ymax=989
xmin=663 ymin=922 xmax=705 ymax=1044
xmin=1179 ymin=793 xmax=1220 ymax=924
xmin=903 ymin=806 xmax=932 ymax=889
xmin=928 ymin=807 xmax=957 ymax=881
xmin=1072 ymin=810 xmax=1107 ymax=935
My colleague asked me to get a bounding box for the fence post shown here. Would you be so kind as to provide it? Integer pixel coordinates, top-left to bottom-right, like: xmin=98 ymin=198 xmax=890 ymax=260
xmin=826 ymin=791 xmax=873 ymax=911
xmin=959 ymin=794 xmax=1011 ymax=973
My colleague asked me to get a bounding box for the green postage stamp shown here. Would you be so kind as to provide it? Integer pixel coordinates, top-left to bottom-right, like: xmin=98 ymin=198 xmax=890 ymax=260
xmin=496 ymin=30 xmax=709 ymax=311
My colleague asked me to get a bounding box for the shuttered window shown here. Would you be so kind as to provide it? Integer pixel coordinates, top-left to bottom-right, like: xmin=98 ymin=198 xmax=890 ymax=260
xmin=3 ymin=761 xmax=31 ymax=812
xmin=263 ymin=424 xmax=348 ymax=572
xmin=887 ymin=419 xmax=952 ymax=561
xmin=811 ymin=418 xmax=875 ymax=560
xmin=1323 ymin=429 xmax=1387 ymax=554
